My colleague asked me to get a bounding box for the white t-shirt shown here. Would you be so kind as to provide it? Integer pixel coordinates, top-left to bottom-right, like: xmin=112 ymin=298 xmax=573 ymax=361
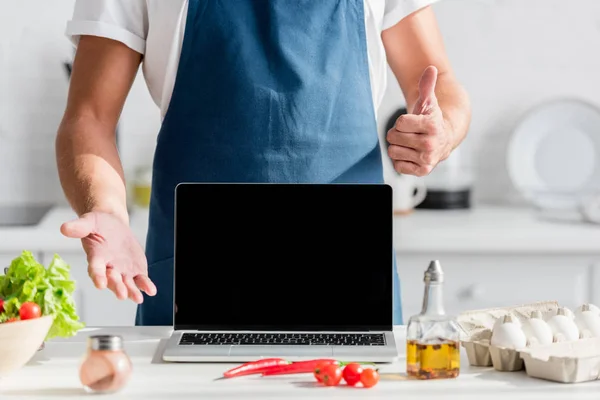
xmin=66 ymin=0 xmax=437 ymax=119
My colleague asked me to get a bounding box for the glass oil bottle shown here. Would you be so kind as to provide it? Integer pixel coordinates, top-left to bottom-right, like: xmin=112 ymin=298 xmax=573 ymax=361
xmin=406 ymin=260 xmax=461 ymax=379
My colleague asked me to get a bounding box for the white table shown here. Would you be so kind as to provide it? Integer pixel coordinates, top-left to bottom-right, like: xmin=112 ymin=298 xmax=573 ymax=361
xmin=2 ymin=326 xmax=600 ymax=399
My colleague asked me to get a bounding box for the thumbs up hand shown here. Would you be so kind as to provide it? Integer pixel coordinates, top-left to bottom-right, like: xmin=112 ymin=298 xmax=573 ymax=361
xmin=386 ymin=65 xmax=453 ymax=177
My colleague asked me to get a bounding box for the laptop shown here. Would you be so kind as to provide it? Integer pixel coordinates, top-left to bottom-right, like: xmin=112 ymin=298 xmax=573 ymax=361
xmin=162 ymin=183 xmax=398 ymax=362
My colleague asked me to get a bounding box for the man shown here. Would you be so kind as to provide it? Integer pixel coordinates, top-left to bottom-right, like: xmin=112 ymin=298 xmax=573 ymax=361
xmin=56 ymin=0 xmax=471 ymax=326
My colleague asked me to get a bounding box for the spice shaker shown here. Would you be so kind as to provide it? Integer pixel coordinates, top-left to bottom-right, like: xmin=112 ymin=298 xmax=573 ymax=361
xmin=405 ymin=260 xmax=461 ymax=379
xmin=79 ymin=335 xmax=132 ymax=394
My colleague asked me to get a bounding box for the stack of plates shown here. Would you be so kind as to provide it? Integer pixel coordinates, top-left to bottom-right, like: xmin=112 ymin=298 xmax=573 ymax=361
xmin=507 ymin=99 xmax=600 ymax=221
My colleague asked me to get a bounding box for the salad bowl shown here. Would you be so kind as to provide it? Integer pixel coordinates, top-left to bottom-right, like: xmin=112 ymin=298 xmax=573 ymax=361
xmin=0 ymin=315 xmax=53 ymax=377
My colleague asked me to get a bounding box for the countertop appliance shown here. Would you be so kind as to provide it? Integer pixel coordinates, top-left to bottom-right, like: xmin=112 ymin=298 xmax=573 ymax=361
xmin=385 ymin=108 xmax=473 ymax=209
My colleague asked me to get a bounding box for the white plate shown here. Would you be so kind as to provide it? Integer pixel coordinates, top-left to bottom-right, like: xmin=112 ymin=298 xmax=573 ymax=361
xmin=507 ymin=99 xmax=600 ymax=210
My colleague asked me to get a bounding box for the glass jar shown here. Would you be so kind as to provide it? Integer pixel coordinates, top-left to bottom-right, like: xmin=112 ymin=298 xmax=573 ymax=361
xmin=79 ymin=335 xmax=132 ymax=394
xmin=132 ymin=166 xmax=152 ymax=209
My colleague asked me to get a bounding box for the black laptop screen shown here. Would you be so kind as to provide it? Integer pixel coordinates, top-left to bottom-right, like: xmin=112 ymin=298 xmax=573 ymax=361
xmin=174 ymin=183 xmax=393 ymax=331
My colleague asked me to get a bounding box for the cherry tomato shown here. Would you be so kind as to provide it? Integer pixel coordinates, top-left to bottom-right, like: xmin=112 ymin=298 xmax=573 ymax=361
xmin=342 ymin=363 xmax=363 ymax=386
xmin=313 ymin=361 xmax=338 ymax=382
xmin=0 ymin=298 xmax=4 ymax=313
xmin=321 ymin=364 xmax=342 ymax=386
xmin=19 ymin=302 xmax=41 ymax=320
xmin=360 ymin=368 xmax=379 ymax=388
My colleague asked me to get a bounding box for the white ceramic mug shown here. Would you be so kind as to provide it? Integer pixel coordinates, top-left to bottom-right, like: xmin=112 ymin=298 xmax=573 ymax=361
xmin=389 ymin=175 xmax=427 ymax=214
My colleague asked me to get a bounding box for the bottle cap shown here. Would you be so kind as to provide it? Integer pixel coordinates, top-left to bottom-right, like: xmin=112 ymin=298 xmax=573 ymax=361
xmin=88 ymin=335 xmax=123 ymax=351
xmin=424 ymin=260 xmax=444 ymax=283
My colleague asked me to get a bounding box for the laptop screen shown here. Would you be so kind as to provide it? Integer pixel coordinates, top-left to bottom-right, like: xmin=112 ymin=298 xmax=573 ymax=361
xmin=174 ymin=183 xmax=393 ymax=331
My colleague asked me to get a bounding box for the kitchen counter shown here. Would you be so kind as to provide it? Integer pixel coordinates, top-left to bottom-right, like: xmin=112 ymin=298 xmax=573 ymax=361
xmin=0 ymin=207 xmax=150 ymax=253
xmin=1 ymin=326 xmax=600 ymax=399
xmin=395 ymin=206 xmax=600 ymax=254
xmin=0 ymin=205 xmax=598 ymax=255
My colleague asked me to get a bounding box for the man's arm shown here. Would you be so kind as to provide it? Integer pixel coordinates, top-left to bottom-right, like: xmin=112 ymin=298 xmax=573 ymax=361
xmin=382 ymin=6 xmax=471 ymax=175
xmin=56 ymin=36 xmax=142 ymax=224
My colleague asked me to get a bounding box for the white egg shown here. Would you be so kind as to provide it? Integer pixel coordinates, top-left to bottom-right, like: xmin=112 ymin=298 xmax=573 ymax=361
xmin=574 ymin=310 xmax=600 ymax=338
xmin=575 ymin=303 xmax=600 ymax=318
xmin=493 ymin=312 xmax=522 ymax=332
xmin=521 ymin=312 xmax=553 ymax=346
xmin=491 ymin=315 xmax=527 ymax=350
xmin=553 ymin=307 xmax=575 ymax=320
xmin=547 ymin=308 xmax=580 ymax=341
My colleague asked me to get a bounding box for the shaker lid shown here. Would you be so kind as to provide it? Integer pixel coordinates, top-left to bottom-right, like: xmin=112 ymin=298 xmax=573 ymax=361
xmin=89 ymin=335 xmax=123 ymax=351
xmin=424 ymin=260 xmax=444 ymax=283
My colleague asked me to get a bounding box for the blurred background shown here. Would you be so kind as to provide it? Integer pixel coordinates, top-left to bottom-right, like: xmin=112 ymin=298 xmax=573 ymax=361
xmin=1 ymin=0 xmax=600 ymax=326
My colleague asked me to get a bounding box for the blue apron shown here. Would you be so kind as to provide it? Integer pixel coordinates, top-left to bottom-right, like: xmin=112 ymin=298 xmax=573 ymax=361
xmin=135 ymin=0 xmax=403 ymax=326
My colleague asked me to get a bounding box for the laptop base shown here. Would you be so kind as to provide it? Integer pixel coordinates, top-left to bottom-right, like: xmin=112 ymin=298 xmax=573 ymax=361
xmin=162 ymin=331 xmax=398 ymax=363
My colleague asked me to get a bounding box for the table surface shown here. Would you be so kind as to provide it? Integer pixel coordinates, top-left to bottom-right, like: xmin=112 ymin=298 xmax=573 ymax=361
xmin=2 ymin=326 xmax=600 ymax=399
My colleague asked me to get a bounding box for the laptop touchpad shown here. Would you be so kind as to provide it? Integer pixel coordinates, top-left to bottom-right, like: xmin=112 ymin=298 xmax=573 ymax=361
xmin=230 ymin=346 xmax=333 ymax=357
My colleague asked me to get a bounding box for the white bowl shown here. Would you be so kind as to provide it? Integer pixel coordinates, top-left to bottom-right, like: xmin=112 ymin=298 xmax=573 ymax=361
xmin=0 ymin=316 xmax=53 ymax=377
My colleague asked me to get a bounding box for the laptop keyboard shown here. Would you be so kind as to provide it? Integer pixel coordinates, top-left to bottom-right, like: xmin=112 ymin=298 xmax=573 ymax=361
xmin=179 ymin=332 xmax=386 ymax=346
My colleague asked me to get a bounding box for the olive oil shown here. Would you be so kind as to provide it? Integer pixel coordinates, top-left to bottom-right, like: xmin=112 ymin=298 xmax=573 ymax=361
xmin=405 ymin=261 xmax=461 ymax=380
xmin=406 ymin=340 xmax=460 ymax=379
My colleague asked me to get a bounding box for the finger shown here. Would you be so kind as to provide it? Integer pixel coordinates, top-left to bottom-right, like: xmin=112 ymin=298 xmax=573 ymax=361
xmin=414 ymin=65 xmax=439 ymax=115
xmin=387 ymin=130 xmax=432 ymax=151
xmin=394 ymin=160 xmax=433 ymax=177
xmin=124 ymin=276 xmax=144 ymax=304
xmin=107 ymin=268 xmax=128 ymax=300
xmin=87 ymin=257 xmax=108 ymax=289
xmin=134 ymin=275 xmax=157 ymax=296
xmin=393 ymin=114 xmax=430 ymax=135
xmin=419 ymin=66 xmax=438 ymax=102
xmin=61 ymin=214 xmax=95 ymax=239
xmin=387 ymin=145 xmax=420 ymax=164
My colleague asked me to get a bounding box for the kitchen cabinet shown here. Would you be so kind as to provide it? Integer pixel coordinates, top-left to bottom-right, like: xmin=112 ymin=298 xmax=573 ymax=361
xmin=44 ymin=252 xmax=137 ymax=327
xmin=398 ymin=254 xmax=592 ymax=320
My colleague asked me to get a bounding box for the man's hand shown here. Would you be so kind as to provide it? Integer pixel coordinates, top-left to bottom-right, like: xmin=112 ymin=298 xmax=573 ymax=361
xmin=60 ymin=212 xmax=157 ymax=303
xmin=386 ymin=66 xmax=453 ymax=177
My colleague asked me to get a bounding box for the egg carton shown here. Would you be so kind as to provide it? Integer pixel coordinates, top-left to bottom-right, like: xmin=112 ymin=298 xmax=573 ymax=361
xmin=456 ymin=301 xmax=559 ymax=371
xmin=457 ymin=301 xmax=600 ymax=383
xmin=519 ymin=337 xmax=600 ymax=383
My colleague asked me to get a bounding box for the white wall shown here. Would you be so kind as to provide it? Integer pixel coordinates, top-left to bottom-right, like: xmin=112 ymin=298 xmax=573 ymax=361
xmin=378 ymin=0 xmax=600 ymax=204
xmin=2 ymin=0 xmax=600 ymax=205
xmin=0 ymin=0 xmax=160 ymax=205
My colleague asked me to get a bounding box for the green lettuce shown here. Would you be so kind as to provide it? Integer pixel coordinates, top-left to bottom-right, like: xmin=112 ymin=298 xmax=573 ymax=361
xmin=0 ymin=250 xmax=85 ymax=339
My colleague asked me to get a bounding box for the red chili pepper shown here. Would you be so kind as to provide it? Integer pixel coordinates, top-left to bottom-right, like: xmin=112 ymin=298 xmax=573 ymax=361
xmin=223 ymin=358 xmax=289 ymax=378
xmin=261 ymin=359 xmax=338 ymax=376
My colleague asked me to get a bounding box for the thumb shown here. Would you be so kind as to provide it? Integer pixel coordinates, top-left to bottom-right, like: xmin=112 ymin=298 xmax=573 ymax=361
xmin=413 ymin=65 xmax=439 ymax=115
xmin=60 ymin=214 xmax=95 ymax=239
